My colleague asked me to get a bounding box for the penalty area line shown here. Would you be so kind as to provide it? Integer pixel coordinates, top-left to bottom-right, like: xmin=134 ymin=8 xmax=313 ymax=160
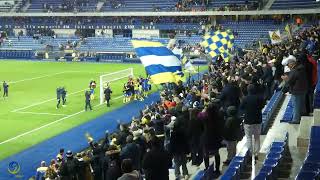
xmin=12 ymin=88 xmax=90 ymax=113
xmin=9 ymin=71 xmax=68 ymax=84
xmin=15 ymin=111 xmax=69 ymax=116
xmin=0 ymin=95 xmax=123 ymax=146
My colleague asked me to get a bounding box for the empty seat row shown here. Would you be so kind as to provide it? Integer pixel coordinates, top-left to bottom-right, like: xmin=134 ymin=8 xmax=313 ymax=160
xmin=0 ymin=51 xmax=33 ymax=59
xmin=220 ymin=149 xmax=250 ymax=180
xmin=281 ymin=97 xmax=293 ymax=123
xmin=295 ymin=126 xmax=320 ymax=180
xmin=254 ymin=132 xmax=290 ymax=179
xmin=261 ymin=91 xmax=283 ymax=134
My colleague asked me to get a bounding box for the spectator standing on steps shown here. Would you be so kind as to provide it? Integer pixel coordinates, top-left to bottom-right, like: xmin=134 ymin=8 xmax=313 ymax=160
xmin=240 ymin=84 xmax=264 ymax=159
xmin=282 ymin=56 xmax=308 ymax=124
xmin=85 ymin=89 xmax=92 ymax=111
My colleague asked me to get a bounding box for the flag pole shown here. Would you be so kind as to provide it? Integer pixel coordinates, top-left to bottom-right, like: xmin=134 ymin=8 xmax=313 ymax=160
xmin=197 ymin=65 xmax=200 ymax=80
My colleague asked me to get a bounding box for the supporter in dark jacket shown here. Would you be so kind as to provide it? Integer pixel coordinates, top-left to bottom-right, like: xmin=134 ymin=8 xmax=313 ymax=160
xmin=151 ymin=114 xmax=164 ymax=136
xmin=223 ymin=106 xmax=242 ymax=165
xmin=117 ymin=159 xmax=142 ymax=180
xmin=76 ymin=153 xmax=93 ymax=180
xmin=261 ymin=63 xmax=274 ymax=100
xmin=307 ymin=53 xmax=318 ymax=112
xmin=297 ymin=52 xmax=314 ymax=114
xmin=142 ymin=138 xmax=172 ymax=180
xmin=91 ymin=155 xmax=103 ymax=180
xmin=169 ymin=120 xmax=189 ymax=179
xmin=120 ymin=135 xmax=141 ymax=170
xmin=59 ymin=151 xmax=79 ymax=180
xmin=219 ymin=79 xmax=241 ymax=111
xmin=198 ymin=102 xmax=224 ymax=175
xmin=283 ymin=58 xmax=308 ymax=123
xmin=188 ymin=102 xmax=203 ymax=166
xmin=240 ymin=84 xmax=264 ymax=125
xmin=240 ymin=84 xmax=264 ymax=158
xmin=105 ymin=146 xmax=122 ymax=180
xmin=117 ymin=124 xmax=130 ymax=148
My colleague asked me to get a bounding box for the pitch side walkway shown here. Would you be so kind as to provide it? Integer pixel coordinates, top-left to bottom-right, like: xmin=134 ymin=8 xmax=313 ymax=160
xmin=0 ymin=92 xmax=160 ymax=180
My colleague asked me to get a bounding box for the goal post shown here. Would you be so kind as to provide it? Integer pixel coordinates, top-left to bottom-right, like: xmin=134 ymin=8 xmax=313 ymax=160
xmin=99 ymin=68 xmax=134 ymax=104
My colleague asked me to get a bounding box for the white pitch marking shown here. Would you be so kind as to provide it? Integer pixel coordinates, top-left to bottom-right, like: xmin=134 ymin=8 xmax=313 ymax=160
xmin=10 ymin=69 xmax=126 ymax=112
xmin=12 ymin=88 xmax=88 ymax=112
xmin=8 ymin=70 xmax=110 ymax=84
xmin=15 ymin=111 xmax=69 ymax=116
xmin=9 ymin=71 xmax=67 ymax=84
xmin=0 ymin=95 xmax=123 ymax=145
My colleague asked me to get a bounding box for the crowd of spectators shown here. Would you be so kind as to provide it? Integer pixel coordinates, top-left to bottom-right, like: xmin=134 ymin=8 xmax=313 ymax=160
xmin=215 ymin=1 xmax=260 ymax=11
xmin=175 ymin=0 xmax=208 ymax=11
xmin=0 ymin=16 xmax=210 ymax=27
xmin=31 ymin=24 xmax=319 ymax=180
xmin=110 ymin=0 xmax=124 ymax=9
xmin=42 ymin=0 xmax=94 ymax=12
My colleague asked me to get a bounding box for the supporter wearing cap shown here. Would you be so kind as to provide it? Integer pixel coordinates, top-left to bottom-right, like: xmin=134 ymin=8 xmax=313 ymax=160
xmin=35 ymin=161 xmax=48 ymax=180
xmin=282 ymin=54 xmax=308 ymax=124
xmin=58 ymin=150 xmax=80 ymax=180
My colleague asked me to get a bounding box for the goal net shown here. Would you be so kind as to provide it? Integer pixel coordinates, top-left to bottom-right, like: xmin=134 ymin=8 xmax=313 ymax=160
xmin=99 ymin=68 xmax=134 ymax=104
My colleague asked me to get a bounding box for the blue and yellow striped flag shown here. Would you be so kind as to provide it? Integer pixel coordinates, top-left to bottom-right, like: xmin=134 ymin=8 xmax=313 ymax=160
xmin=132 ymin=40 xmax=183 ymax=84
xmin=201 ymin=30 xmax=234 ymax=62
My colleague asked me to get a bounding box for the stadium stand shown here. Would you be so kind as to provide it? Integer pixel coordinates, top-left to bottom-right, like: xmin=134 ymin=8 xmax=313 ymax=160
xmin=0 ymin=1 xmax=319 ymax=178
xmin=0 ymin=19 xmax=286 ymax=58
xmin=23 ymin=0 xmax=263 ymax=12
xmin=254 ymin=133 xmax=290 ymax=179
xmin=281 ymin=97 xmax=294 ymax=123
xmin=219 ymin=20 xmax=286 ymax=48
xmin=27 ymin=0 xmax=98 ymax=12
xmin=261 ymin=91 xmax=283 ymax=134
xmin=0 ymin=0 xmax=15 ymax=12
xmin=209 ymin=0 xmax=260 ymax=10
xmin=219 ymin=149 xmax=251 ymax=180
xmin=271 ymin=0 xmax=320 ymax=10
xmin=295 ymin=126 xmax=320 ymax=179
xmin=102 ymin=0 xmax=178 ymax=12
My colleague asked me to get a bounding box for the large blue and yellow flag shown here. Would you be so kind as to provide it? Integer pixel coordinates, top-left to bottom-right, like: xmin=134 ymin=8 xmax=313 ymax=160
xmin=132 ymin=40 xmax=183 ymax=84
xmin=201 ymin=30 xmax=234 ymax=62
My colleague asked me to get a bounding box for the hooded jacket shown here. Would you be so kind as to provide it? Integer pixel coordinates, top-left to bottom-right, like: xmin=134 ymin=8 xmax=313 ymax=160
xmin=286 ymin=64 xmax=308 ymax=94
xmin=117 ymin=170 xmax=141 ymax=180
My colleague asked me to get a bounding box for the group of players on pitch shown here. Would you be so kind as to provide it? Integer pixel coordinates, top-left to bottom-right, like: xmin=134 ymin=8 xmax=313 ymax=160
xmin=56 ymin=76 xmax=151 ymax=111
xmin=122 ymin=76 xmax=151 ymax=103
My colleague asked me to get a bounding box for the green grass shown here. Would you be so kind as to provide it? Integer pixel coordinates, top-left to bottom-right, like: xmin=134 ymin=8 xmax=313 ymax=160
xmin=0 ymin=60 xmax=207 ymax=160
xmin=0 ymin=61 xmax=154 ymax=160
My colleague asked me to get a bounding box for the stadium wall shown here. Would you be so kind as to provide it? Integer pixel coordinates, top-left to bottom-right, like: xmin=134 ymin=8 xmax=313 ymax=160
xmin=132 ymin=29 xmax=160 ymax=38
xmin=52 ymin=29 xmax=76 ymax=37
xmin=95 ymin=29 xmax=113 ymax=37
xmin=0 ymin=9 xmax=319 ymax=17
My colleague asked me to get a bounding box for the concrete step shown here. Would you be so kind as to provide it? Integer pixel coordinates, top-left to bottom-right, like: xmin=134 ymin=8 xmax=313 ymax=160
xmin=313 ymin=109 xmax=320 ymax=126
xmin=297 ymin=116 xmax=313 ymax=147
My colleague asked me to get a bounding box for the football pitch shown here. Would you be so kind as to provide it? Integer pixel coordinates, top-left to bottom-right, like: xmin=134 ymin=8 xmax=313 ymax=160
xmin=0 ymin=60 xmax=153 ymax=160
